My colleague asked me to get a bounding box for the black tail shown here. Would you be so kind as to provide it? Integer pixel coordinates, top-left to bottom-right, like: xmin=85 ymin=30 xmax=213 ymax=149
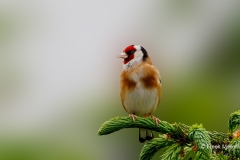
xmin=139 ymin=128 xmax=154 ymax=143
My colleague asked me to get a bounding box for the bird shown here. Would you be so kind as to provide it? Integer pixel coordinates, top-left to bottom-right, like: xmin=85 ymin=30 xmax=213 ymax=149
xmin=118 ymin=45 xmax=162 ymax=143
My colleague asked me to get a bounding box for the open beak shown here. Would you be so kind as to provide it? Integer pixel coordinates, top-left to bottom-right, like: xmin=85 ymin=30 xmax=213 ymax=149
xmin=118 ymin=52 xmax=128 ymax=59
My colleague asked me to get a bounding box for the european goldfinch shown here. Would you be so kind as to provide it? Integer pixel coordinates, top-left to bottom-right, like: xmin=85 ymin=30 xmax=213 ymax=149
xmin=118 ymin=45 xmax=162 ymax=143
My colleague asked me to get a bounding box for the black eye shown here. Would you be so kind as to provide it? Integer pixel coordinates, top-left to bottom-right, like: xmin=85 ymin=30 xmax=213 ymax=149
xmin=130 ymin=50 xmax=135 ymax=54
xmin=126 ymin=50 xmax=135 ymax=55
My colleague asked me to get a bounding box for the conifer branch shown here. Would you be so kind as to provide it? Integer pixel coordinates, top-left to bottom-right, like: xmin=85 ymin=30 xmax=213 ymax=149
xmin=98 ymin=116 xmax=227 ymax=145
xmin=188 ymin=124 xmax=212 ymax=159
xmin=139 ymin=135 xmax=175 ymax=160
xmin=211 ymin=153 xmax=230 ymax=160
xmin=207 ymin=131 xmax=229 ymax=144
xmin=159 ymin=143 xmax=182 ymax=160
xmin=228 ymin=110 xmax=240 ymax=134
xmin=97 ymin=110 xmax=240 ymax=159
xmin=98 ymin=116 xmax=175 ymax=135
xmin=227 ymin=138 xmax=240 ymax=159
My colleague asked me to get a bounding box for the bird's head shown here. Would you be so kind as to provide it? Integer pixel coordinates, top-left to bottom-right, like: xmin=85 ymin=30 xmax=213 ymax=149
xmin=118 ymin=45 xmax=149 ymax=69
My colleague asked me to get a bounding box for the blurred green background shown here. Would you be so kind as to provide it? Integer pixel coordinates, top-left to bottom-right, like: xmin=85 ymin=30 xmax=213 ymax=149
xmin=0 ymin=1 xmax=240 ymax=160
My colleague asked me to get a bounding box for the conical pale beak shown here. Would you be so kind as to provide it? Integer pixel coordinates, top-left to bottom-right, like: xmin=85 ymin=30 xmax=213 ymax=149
xmin=118 ymin=52 xmax=128 ymax=59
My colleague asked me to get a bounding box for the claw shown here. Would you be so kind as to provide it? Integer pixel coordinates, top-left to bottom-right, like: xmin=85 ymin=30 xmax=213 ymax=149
xmin=129 ymin=114 xmax=138 ymax=122
xmin=150 ymin=115 xmax=161 ymax=126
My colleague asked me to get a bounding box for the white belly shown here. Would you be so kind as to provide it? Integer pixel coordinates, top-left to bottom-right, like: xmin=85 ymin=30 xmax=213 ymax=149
xmin=123 ymin=85 xmax=159 ymax=116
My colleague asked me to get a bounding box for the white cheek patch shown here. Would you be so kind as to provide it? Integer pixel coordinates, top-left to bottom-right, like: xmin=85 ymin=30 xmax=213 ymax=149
xmin=134 ymin=45 xmax=141 ymax=50
xmin=134 ymin=50 xmax=143 ymax=61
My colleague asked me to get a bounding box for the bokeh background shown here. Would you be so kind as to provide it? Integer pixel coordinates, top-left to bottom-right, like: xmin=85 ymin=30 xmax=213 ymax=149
xmin=0 ymin=1 xmax=240 ymax=159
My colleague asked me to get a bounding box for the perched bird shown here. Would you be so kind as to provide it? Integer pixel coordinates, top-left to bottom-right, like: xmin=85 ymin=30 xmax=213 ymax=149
xmin=118 ymin=45 xmax=162 ymax=143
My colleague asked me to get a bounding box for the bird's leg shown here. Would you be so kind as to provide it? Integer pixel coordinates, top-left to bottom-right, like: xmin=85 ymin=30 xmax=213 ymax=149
xmin=144 ymin=114 xmax=148 ymax=118
xmin=129 ymin=114 xmax=138 ymax=122
xmin=150 ymin=114 xmax=161 ymax=126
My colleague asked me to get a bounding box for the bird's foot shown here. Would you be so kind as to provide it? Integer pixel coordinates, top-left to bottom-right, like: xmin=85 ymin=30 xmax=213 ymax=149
xmin=144 ymin=114 xmax=148 ymax=118
xmin=150 ymin=115 xmax=161 ymax=126
xmin=129 ymin=114 xmax=138 ymax=122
